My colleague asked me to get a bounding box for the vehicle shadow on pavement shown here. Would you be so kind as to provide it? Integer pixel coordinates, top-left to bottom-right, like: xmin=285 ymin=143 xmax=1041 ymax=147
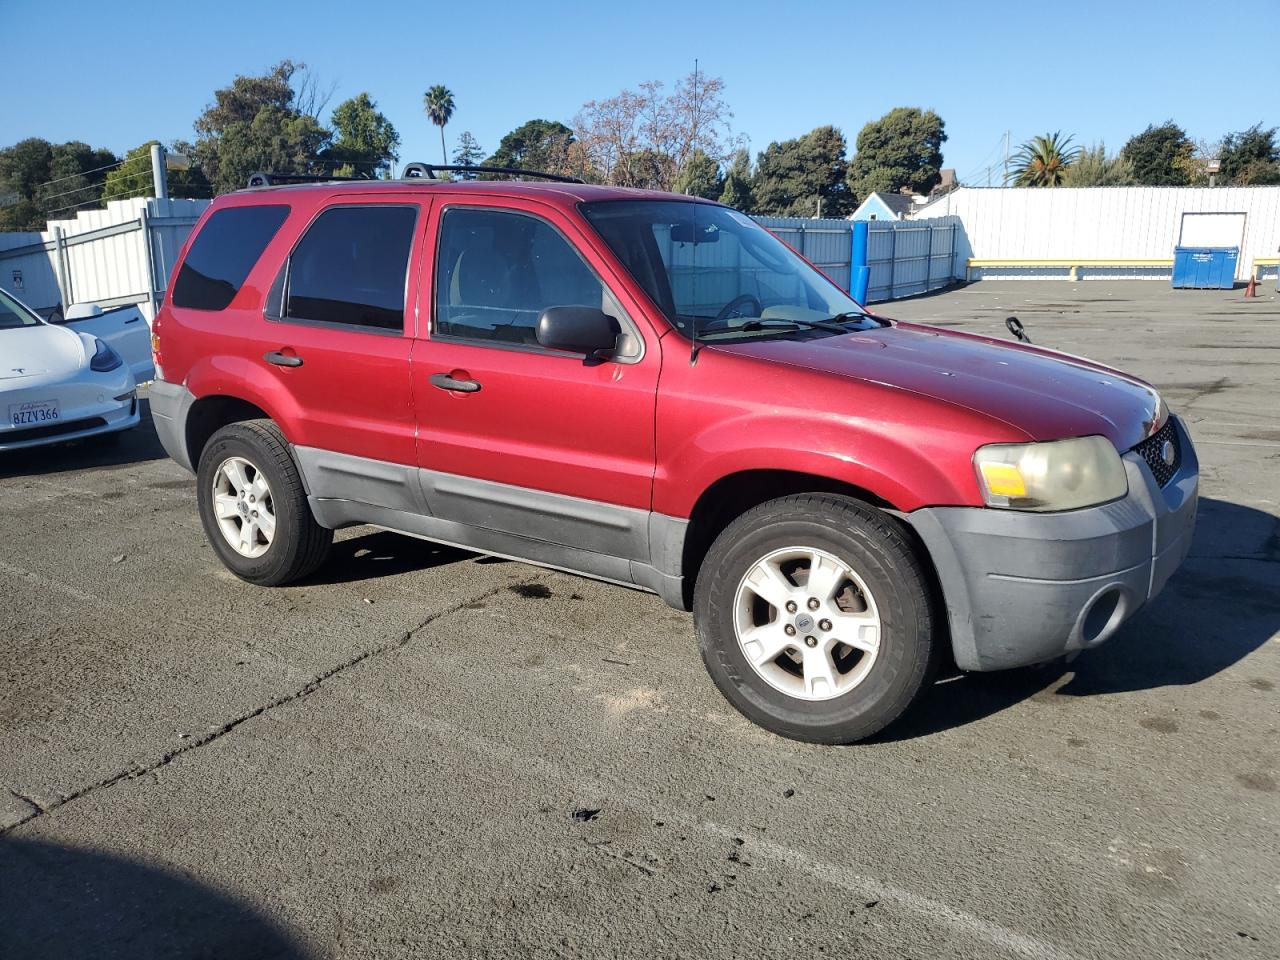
xmin=0 ymin=399 xmax=166 ymax=479
xmin=0 ymin=837 xmax=307 ymax=959
xmin=882 ymin=496 xmax=1279 ymax=741
xmin=303 ymin=528 xmax=477 ymax=585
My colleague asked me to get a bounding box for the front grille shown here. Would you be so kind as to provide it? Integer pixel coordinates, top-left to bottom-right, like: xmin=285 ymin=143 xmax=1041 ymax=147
xmin=1133 ymin=419 xmax=1180 ymax=487
xmin=3 ymin=416 xmax=107 ymax=444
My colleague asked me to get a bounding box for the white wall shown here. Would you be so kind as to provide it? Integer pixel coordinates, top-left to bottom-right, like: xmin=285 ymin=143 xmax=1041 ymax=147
xmin=916 ymin=186 xmax=1280 ymax=280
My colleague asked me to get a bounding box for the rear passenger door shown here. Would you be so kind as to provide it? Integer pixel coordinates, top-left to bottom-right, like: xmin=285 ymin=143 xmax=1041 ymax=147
xmin=257 ymin=195 xmax=426 ymax=489
xmin=411 ymin=198 xmax=660 ymax=558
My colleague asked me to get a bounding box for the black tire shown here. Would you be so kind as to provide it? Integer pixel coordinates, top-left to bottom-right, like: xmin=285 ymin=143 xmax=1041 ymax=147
xmin=693 ymin=494 xmax=941 ymax=744
xmin=195 ymin=419 xmax=332 ymax=586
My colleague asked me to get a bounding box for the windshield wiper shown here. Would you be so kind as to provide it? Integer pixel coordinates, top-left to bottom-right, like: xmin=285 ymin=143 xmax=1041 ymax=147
xmin=698 ymin=315 xmax=870 ymax=341
xmin=736 ymin=318 xmax=852 ymax=335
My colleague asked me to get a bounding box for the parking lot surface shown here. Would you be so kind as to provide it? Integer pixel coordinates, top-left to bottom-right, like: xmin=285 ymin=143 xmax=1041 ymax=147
xmin=1 ymin=280 xmax=1277 ymax=959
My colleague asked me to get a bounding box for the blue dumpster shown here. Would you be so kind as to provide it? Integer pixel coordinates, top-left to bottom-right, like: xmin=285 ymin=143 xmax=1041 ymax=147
xmin=1172 ymin=246 xmax=1238 ymax=289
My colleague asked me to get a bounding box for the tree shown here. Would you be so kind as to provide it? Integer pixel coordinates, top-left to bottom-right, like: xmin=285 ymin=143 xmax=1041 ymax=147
xmin=847 ymin=107 xmax=946 ymax=205
xmin=1218 ymin=124 xmax=1280 ymax=185
xmin=1009 ymin=132 xmax=1081 ymax=187
xmin=452 ymin=131 xmax=484 ymax=175
xmin=0 ymin=138 xmax=118 ymax=230
xmin=1120 ymin=122 xmax=1193 ymax=186
xmin=423 ymin=85 xmax=455 ymax=165
xmin=101 ymin=141 xmax=212 ymax=202
xmin=328 ymin=93 xmax=400 ymax=177
xmin=751 ymin=126 xmax=851 ymax=218
xmin=191 ymin=60 xmax=333 ymax=194
xmin=1172 ymin=138 xmax=1221 ymax=186
xmin=484 ymin=119 xmax=574 ymax=175
xmin=719 ymin=148 xmax=754 ymax=211
xmin=573 ymin=70 xmax=738 ymax=190
xmin=1060 ymin=143 xmax=1134 ymax=187
xmin=672 ymin=148 xmax=723 ymax=199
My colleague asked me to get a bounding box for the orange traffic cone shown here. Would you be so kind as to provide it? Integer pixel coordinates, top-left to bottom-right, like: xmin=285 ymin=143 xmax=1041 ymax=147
xmin=1245 ymin=276 xmax=1257 ymax=298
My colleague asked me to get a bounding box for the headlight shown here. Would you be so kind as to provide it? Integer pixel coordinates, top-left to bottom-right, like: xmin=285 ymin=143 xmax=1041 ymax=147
xmin=973 ymin=436 xmax=1128 ymax=511
xmin=89 ymin=338 xmax=123 ymax=373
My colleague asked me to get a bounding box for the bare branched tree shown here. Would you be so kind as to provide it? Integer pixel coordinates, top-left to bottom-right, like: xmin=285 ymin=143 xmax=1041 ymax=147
xmin=293 ymin=64 xmax=337 ymax=120
xmin=573 ymin=70 xmax=739 ymax=190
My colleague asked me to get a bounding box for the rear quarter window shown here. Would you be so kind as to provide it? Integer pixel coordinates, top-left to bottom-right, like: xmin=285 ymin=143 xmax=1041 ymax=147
xmin=171 ymin=205 xmax=290 ymax=311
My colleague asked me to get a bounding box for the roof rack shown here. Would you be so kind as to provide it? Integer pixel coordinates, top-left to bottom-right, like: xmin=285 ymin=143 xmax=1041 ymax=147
xmin=245 ymin=171 xmax=377 ymax=188
xmin=246 ymin=163 xmax=585 ymax=190
xmin=401 ymin=162 xmax=583 ymax=184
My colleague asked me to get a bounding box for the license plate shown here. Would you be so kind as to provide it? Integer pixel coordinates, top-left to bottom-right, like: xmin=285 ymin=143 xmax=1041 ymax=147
xmin=8 ymin=399 xmax=60 ymax=427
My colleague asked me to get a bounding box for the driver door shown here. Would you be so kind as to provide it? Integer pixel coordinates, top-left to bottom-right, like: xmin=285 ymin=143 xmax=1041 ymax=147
xmin=411 ymin=197 xmax=662 ymax=559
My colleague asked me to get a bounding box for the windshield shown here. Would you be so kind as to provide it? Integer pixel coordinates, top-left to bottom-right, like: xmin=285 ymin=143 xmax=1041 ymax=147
xmin=581 ymin=199 xmax=875 ymax=341
xmin=0 ymin=288 xmax=43 ymax=330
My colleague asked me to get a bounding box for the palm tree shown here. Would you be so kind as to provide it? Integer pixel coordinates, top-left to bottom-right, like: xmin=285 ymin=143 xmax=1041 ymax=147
xmin=423 ymin=85 xmax=455 ymax=165
xmin=1009 ymin=132 xmax=1082 ymax=187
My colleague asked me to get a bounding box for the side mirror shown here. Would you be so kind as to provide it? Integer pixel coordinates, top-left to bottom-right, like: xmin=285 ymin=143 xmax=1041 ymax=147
xmin=65 ymin=303 xmax=104 ymax=322
xmin=536 ymin=306 xmax=620 ymax=358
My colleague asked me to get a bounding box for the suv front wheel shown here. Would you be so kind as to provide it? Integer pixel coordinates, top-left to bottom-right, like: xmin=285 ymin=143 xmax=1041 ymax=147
xmin=694 ymin=494 xmax=940 ymax=743
xmin=196 ymin=420 xmax=332 ymax=586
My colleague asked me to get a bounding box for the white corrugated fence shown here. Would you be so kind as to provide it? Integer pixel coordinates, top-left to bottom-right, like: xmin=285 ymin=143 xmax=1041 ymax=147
xmin=0 ymin=197 xmax=206 ymax=321
xmin=916 ymin=186 xmax=1280 ymax=281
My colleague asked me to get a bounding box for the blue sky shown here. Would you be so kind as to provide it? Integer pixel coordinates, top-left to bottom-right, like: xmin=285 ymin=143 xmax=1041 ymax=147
xmin=3 ymin=0 xmax=1276 ymax=186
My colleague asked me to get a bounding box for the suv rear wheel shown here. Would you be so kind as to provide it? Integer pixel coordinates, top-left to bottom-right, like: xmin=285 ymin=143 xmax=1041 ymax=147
xmin=196 ymin=420 xmax=332 ymax=586
xmin=694 ymin=494 xmax=940 ymax=743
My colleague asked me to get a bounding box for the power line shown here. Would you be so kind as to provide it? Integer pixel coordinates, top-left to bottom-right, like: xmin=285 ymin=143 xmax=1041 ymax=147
xmin=35 ymin=157 xmax=125 ymax=188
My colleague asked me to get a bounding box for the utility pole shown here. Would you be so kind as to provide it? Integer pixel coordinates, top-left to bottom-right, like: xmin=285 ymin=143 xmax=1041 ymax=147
xmin=1002 ymin=131 xmax=1011 ymax=186
xmin=150 ymin=143 xmax=169 ymax=200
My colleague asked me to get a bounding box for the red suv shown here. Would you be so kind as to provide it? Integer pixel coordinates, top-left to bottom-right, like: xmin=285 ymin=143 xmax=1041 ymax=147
xmin=149 ymin=169 xmax=1199 ymax=743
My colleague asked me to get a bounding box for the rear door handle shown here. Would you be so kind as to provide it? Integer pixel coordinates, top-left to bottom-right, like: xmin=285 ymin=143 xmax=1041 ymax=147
xmin=429 ymin=372 xmax=480 ymax=393
xmin=264 ymin=350 xmax=303 ymax=367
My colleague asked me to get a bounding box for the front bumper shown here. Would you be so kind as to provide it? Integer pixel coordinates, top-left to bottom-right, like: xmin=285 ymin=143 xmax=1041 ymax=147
xmin=907 ymin=416 xmax=1199 ymax=672
xmin=0 ymin=368 xmax=140 ymax=453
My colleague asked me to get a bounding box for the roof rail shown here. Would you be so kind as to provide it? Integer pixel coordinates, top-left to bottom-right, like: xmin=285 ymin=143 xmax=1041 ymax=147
xmin=246 ymin=171 xmax=376 ymax=188
xmin=401 ymin=162 xmax=584 ymax=184
xmin=245 ymin=163 xmax=586 ymax=190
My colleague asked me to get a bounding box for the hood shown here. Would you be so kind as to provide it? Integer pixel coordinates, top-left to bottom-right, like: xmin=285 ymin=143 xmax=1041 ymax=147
xmin=721 ymin=321 xmax=1163 ymax=451
xmin=0 ymin=324 xmax=86 ymax=381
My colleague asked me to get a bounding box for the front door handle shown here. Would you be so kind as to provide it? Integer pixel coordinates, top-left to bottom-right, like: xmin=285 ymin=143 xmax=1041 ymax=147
xmin=264 ymin=350 xmax=303 ymax=367
xmin=429 ymin=372 xmax=481 ymax=393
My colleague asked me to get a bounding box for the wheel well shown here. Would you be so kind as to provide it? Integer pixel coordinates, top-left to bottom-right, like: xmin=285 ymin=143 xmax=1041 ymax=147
xmin=185 ymin=395 xmax=270 ymax=467
xmin=680 ymin=470 xmax=895 ymax=608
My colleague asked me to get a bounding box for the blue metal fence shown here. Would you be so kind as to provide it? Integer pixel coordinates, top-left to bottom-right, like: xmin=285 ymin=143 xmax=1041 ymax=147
xmin=754 ymin=214 xmax=962 ymax=303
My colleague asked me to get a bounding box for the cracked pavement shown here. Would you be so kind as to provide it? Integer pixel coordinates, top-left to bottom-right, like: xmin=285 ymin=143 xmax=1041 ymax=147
xmin=1 ymin=281 xmax=1277 ymax=959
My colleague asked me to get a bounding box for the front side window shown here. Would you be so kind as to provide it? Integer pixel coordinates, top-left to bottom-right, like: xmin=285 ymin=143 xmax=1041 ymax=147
xmin=172 ymin=205 xmax=290 ymax=311
xmin=285 ymin=205 xmax=417 ymax=331
xmin=0 ymin=288 xmax=41 ymax=329
xmin=434 ymin=207 xmax=626 ymax=348
xmin=582 ymin=200 xmax=877 ymax=342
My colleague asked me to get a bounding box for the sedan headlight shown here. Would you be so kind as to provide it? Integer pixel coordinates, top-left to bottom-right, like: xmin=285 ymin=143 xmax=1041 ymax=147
xmin=974 ymin=436 xmax=1128 ymax=511
xmin=89 ymin=338 xmax=123 ymax=373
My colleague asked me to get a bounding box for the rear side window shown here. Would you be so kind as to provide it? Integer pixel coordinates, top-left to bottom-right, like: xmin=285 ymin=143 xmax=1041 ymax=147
xmin=285 ymin=205 xmax=417 ymax=331
xmin=171 ymin=205 xmax=290 ymax=311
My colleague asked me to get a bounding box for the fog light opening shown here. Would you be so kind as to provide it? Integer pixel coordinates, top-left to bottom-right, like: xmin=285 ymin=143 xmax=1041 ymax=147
xmin=1081 ymin=587 xmax=1125 ymax=647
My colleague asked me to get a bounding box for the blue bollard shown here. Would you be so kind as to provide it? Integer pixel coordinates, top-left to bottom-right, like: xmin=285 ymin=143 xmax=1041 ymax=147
xmin=850 ymin=221 xmax=870 ymax=303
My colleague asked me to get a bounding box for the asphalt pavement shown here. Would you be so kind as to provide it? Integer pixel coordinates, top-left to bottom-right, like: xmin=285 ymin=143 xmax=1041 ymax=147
xmin=1 ymin=280 xmax=1276 ymax=959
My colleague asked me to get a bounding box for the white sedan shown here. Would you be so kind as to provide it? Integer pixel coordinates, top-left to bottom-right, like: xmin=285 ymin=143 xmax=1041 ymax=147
xmin=1 ymin=288 xmax=143 ymax=452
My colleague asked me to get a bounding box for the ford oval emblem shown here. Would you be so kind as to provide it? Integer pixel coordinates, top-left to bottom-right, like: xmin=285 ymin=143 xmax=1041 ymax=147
xmin=1160 ymin=439 xmax=1176 ymax=467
